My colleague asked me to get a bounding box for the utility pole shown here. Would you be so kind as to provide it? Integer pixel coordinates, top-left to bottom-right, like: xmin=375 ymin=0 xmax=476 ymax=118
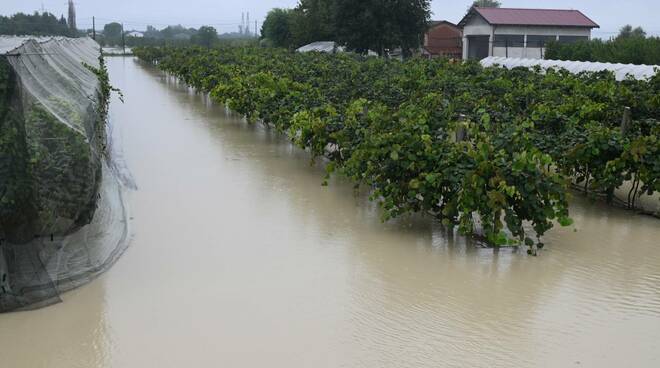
xmin=92 ymin=16 xmax=96 ymax=40
xmin=255 ymin=20 xmax=257 ymax=38
xmin=121 ymin=23 xmax=125 ymax=54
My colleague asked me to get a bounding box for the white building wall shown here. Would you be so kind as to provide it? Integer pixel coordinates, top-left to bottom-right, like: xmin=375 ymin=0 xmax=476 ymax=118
xmin=462 ymin=16 xmax=493 ymax=36
xmin=462 ymin=17 xmax=494 ymax=59
xmin=525 ymin=47 xmax=543 ymax=59
xmin=494 ymin=26 xmax=591 ymax=59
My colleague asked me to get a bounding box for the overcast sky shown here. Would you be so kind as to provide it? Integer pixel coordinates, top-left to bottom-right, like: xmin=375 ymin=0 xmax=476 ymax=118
xmin=2 ymin=0 xmax=659 ymax=38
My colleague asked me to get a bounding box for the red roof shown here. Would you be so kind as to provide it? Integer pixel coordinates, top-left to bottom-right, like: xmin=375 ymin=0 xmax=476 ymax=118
xmin=462 ymin=8 xmax=599 ymax=28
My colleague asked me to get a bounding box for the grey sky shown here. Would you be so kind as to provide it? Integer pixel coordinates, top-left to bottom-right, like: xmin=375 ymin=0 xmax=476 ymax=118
xmin=2 ymin=0 xmax=659 ymax=37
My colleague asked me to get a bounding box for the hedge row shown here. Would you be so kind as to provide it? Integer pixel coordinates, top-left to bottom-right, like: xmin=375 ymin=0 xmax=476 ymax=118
xmin=135 ymin=46 xmax=659 ymax=252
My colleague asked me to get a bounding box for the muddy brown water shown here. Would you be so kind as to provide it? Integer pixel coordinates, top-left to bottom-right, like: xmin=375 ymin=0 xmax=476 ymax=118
xmin=1 ymin=57 xmax=659 ymax=368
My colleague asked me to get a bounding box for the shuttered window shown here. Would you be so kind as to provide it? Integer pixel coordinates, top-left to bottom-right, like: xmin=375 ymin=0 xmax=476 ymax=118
xmin=493 ymin=35 xmax=525 ymax=47
xmin=527 ymin=35 xmax=557 ymax=47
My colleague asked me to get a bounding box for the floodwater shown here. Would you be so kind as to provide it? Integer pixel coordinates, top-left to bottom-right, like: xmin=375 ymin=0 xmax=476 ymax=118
xmin=1 ymin=57 xmax=660 ymax=368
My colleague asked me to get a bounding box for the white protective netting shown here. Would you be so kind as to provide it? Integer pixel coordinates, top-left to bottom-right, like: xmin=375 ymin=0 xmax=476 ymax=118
xmin=0 ymin=36 xmax=133 ymax=312
xmin=481 ymin=57 xmax=659 ymax=81
xmin=297 ymin=41 xmax=346 ymax=53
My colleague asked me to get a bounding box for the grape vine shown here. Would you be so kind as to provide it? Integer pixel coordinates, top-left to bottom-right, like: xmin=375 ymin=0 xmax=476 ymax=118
xmin=134 ymin=46 xmax=660 ymax=253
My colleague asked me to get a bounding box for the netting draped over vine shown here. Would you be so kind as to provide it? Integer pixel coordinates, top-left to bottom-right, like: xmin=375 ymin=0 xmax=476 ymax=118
xmin=481 ymin=57 xmax=659 ymax=81
xmin=0 ymin=36 xmax=132 ymax=312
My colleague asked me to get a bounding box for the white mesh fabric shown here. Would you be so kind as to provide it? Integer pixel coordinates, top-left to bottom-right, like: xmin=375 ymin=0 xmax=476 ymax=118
xmin=6 ymin=38 xmax=100 ymax=135
xmin=481 ymin=57 xmax=659 ymax=81
xmin=1 ymin=36 xmax=132 ymax=312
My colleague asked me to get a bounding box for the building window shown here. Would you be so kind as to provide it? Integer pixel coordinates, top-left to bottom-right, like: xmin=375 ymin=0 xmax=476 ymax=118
xmin=493 ymin=35 xmax=525 ymax=47
xmin=527 ymin=35 xmax=557 ymax=48
xmin=558 ymin=36 xmax=589 ymax=44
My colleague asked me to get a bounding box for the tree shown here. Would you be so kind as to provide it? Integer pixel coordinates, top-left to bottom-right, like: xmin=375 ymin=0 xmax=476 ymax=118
xmin=472 ymin=0 xmax=502 ymax=7
xmin=333 ymin=0 xmax=431 ymax=56
xmin=193 ymin=26 xmax=218 ymax=49
xmin=289 ymin=0 xmax=336 ymax=47
xmin=103 ymin=22 xmax=123 ymax=43
xmin=160 ymin=25 xmax=195 ymax=40
xmin=260 ymin=0 xmax=431 ymax=56
xmin=616 ymin=24 xmax=646 ymax=40
xmin=390 ymin=0 xmax=431 ymax=56
xmin=261 ymin=8 xmax=294 ymax=48
xmin=144 ymin=25 xmax=160 ymax=38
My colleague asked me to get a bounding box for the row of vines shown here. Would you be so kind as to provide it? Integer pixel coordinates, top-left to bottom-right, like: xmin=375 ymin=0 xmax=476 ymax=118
xmin=134 ymin=46 xmax=660 ymax=253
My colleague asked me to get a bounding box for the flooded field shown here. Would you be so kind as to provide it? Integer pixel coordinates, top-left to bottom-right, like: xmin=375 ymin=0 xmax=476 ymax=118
xmin=1 ymin=57 xmax=659 ymax=368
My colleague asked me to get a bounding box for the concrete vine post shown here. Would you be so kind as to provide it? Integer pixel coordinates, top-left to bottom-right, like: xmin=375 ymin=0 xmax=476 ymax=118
xmin=456 ymin=114 xmax=468 ymax=142
xmin=621 ymin=106 xmax=632 ymax=135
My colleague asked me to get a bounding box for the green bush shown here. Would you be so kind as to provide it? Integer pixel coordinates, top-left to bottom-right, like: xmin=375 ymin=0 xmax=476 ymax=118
xmin=546 ymin=37 xmax=660 ymax=65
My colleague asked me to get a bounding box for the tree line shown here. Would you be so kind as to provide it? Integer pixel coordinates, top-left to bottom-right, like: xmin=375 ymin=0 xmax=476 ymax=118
xmin=100 ymin=23 xmax=256 ymax=49
xmin=259 ymin=0 xmax=501 ymax=56
xmin=0 ymin=10 xmax=252 ymax=50
xmin=260 ymin=0 xmax=432 ymax=56
xmin=0 ymin=12 xmax=76 ymax=37
xmin=546 ymin=25 xmax=660 ymax=65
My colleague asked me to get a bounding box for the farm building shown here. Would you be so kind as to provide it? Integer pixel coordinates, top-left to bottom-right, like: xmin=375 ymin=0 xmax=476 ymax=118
xmin=422 ymin=21 xmax=462 ymax=59
xmin=126 ymin=31 xmax=144 ymax=38
xmin=458 ymin=7 xmax=599 ymax=60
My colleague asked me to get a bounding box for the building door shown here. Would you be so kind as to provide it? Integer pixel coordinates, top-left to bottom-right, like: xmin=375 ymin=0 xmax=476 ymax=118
xmin=467 ymin=36 xmax=490 ymax=60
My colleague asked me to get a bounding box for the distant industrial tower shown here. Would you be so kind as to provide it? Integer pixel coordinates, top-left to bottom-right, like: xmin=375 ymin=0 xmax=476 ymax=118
xmin=67 ymin=0 xmax=77 ymax=31
xmin=239 ymin=12 xmax=252 ymax=36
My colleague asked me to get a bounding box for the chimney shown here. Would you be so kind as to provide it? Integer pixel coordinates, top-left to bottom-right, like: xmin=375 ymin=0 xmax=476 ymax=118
xmin=67 ymin=0 xmax=77 ymax=31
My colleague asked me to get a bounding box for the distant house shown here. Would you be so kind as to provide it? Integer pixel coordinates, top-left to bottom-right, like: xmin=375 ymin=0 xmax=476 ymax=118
xmin=458 ymin=7 xmax=599 ymax=60
xmin=422 ymin=21 xmax=462 ymax=59
xmin=126 ymin=31 xmax=144 ymax=38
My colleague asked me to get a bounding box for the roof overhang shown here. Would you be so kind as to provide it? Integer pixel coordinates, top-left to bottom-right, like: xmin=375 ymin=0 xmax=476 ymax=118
xmin=458 ymin=7 xmax=600 ymax=29
xmin=457 ymin=7 xmax=480 ymax=29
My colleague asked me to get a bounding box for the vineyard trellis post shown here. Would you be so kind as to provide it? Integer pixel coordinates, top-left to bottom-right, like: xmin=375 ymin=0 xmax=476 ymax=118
xmin=456 ymin=114 xmax=468 ymax=142
xmin=621 ymin=106 xmax=632 ymax=135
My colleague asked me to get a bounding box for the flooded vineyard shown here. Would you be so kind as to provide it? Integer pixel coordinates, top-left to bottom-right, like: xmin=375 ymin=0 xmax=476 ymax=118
xmin=1 ymin=57 xmax=659 ymax=368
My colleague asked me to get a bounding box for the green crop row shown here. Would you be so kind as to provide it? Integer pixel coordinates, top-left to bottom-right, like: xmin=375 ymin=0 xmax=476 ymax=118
xmin=134 ymin=46 xmax=659 ymax=253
